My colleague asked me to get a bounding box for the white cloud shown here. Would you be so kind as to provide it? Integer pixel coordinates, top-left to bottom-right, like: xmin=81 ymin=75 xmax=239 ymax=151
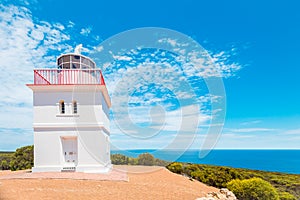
xmin=214 ymin=130 xmax=300 ymax=149
xmin=67 ymin=20 xmax=75 ymax=28
xmin=157 ymin=37 xmax=242 ymax=78
xmin=158 ymin=38 xmax=177 ymax=47
xmin=0 ymin=4 xmax=76 ymax=150
xmin=240 ymin=120 xmax=262 ymax=126
xmin=112 ymin=55 xmax=132 ymax=61
xmin=283 ymin=128 xmax=300 ymax=135
xmin=228 ymin=128 xmax=276 ymax=133
xmin=209 ymin=50 xmax=242 ymax=78
xmin=102 ymin=42 xmax=234 ymax=149
xmin=80 ymin=26 xmax=92 ymax=36
xmin=220 ymin=133 xmax=255 ymax=139
xmin=94 ymin=45 xmax=104 ymax=52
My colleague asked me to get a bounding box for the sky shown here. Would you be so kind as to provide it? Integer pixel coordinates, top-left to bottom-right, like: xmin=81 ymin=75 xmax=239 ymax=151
xmin=0 ymin=0 xmax=300 ymax=151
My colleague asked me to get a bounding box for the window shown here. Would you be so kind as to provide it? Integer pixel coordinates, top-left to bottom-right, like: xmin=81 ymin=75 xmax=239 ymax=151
xmin=57 ymin=100 xmax=79 ymax=116
xmin=59 ymin=100 xmax=65 ymax=114
xmin=72 ymin=100 xmax=77 ymax=114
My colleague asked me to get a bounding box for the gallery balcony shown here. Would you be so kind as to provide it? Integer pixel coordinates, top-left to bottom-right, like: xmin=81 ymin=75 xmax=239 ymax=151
xmin=33 ymin=69 xmax=106 ymax=85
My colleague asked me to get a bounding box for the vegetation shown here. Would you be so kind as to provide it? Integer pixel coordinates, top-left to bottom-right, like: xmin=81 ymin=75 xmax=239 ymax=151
xmin=137 ymin=153 xmax=155 ymax=166
xmin=0 ymin=145 xmax=33 ymax=171
xmin=9 ymin=145 xmax=34 ymax=171
xmin=110 ymin=154 xmax=129 ymax=165
xmin=166 ymin=162 xmax=300 ymax=200
xmin=111 ymin=153 xmax=169 ymax=166
xmin=1 ymin=147 xmax=299 ymax=200
xmin=227 ymin=177 xmax=279 ymax=200
xmin=0 ymin=151 xmax=13 ymax=170
xmin=167 ymin=162 xmax=183 ymax=174
xmin=278 ymin=192 xmax=297 ymax=200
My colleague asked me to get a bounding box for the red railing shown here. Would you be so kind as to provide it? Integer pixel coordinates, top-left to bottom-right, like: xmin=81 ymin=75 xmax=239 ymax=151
xmin=33 ymin=69 xmax=106 ymax=85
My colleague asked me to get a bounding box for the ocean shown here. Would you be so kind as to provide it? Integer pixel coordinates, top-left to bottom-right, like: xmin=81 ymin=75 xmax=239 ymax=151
xmin=111 ymin=149 xmax=300 ymax=174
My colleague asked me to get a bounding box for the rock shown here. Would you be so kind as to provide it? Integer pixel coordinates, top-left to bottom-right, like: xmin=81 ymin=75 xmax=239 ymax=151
xmin=220 ymin=188 xmax=236 ymax=199
xmin=220 ymin=188 xmax=227 ymax=194
xmin=207 ymin=192 xmax=222 ymax=198
xmin=196 ymin=188 xmax=237 ymax=200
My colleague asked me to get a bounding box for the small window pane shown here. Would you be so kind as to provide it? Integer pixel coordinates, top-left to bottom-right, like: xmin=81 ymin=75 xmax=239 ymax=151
xmin=73 ymin=101 xmax=77 ymax=114
xmin=59 ymin=100 xmax=65 ymax=114
xmin=63 ymin=63 xmax=70 ymax=69
xmin=82 ymin=57 xmax=89 ymax=65
xmin=58 ymin=57 xmax=63 ymax=65
xmin=63 ymin=55 xmax=71 ymax=62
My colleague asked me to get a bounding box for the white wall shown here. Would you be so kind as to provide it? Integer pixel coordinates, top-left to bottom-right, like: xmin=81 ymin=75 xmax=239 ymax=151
xmin=33 ymin=90 xmax=110 ymax=132
xmin=77 ymin=129 xmax=110 ymax=166
xmin=34 ymin=128 xmax=110 ymax=170
xmin=34 ymin=131 xmax=63 ymax=166
xmin=30 ymin=85 xmax=111 ymax=172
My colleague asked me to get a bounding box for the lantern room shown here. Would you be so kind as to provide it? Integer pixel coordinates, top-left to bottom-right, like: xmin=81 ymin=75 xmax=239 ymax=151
xmin=57 ymin=53 xmax=96 ymax=70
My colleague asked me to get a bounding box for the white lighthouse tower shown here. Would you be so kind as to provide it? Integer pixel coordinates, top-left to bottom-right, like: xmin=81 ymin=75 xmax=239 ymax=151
xmin=27 ymin=46 xmax=112 ymax=173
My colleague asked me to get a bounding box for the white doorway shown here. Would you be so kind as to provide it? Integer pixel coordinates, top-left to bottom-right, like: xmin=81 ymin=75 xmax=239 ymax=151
xmin=61 ymin=137 xmax=78 ymax=166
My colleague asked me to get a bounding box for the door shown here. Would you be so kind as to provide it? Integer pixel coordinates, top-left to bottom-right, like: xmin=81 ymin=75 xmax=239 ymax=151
xmin=61 ymin=137 xmax=78 ymax=165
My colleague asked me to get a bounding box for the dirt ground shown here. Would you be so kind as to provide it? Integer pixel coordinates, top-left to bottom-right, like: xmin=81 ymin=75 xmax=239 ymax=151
xmin=0 ymin=166 xmax=218 ymax=200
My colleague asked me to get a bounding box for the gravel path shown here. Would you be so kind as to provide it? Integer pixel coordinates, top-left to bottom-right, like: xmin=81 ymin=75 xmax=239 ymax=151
xmin=0 ymin=166 xmax=218 ymax=200
xmin=0 ymin=168 xmax=127 ymax=181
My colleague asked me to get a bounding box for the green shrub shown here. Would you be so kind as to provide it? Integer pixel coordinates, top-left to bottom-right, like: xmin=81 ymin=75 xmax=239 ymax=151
xmin=165 ymin=162 xmax=300 ymax=199
xmin=1 ymin=160 xmax=9 ymax=170
xmin=0 ymin=152 xmax=13 ymax=170
xmin=128 ymin=157 xmax=138 ymax=165
xmin=9 ymin=145 xmax=33 ymax=171
xmin=154 ymin=158 xmax=169 ymax=166
xmin=278 ymin=192 xmax=297 ymax=200
xmin=191 ymin=170 xmax=206 ymax=182
xmin=137 ymin=153 xmax=155 ymax=166
xmin=183 ymin=164 xmax=200 ymax=176
xmin=110 ymin=153 xmax=169 ymax=166
xmin=207 ymin=170 xmax=234 ymax=188
xmin=166 ymin=162 xmax=183 ymax=174
xmin=227 ymin=177 xmax=279 ymax=200
xmin=111 ymin=154 xmax=129 ymax=165
xmin=228 ymin=168 xmax=245 ymax=180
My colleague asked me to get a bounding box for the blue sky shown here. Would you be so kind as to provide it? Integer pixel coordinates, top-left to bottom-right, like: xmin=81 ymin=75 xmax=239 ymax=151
xmin=0 ymin=0 xmax=300 ymax=151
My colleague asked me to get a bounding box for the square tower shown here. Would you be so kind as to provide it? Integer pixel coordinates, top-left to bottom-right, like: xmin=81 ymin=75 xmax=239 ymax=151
xmin=27 ymin=50 xmax=112 ymax=173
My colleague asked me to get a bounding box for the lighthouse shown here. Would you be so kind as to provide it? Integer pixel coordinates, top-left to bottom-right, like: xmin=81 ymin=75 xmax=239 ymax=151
xmin=27 ymin=46 xmax=112 ymax=173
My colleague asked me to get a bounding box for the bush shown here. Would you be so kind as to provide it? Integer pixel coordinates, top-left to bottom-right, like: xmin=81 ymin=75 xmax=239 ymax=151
xmin=128 ymin=157 xmax=138 ymax=165
xmin=183 ymin=164 xmax=200 ymax=176
xmin=154 ymin=158 xmax=169 ymax=166
xmin=0 ymin=153 xmax=13 ymax=170
xmin=165 ymin=162 xmax=300 ymax=199
xmin=206 ymin=170 xmax=234 ymax=188
xmin=1 ymin=160 xmax=9 ymax=170
xmin=227 ymin=178 xmax=279 ymax=200
xmin=111 ymin=154 xmax=129 ymax=165
xmin=166 ymin=162 xmax=183 ymax=174
xmin=191 ymin=170 xmax=206 ymax=182
xmin=110 ymin=153 xmax=169 ymax=166
xmin=278 ymin=192 xmax=297 ymax=200
xmin=9 ymin=145 xmax=34 ymax=171
xmin=137 ymin=153 xmax=155 ymax=166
